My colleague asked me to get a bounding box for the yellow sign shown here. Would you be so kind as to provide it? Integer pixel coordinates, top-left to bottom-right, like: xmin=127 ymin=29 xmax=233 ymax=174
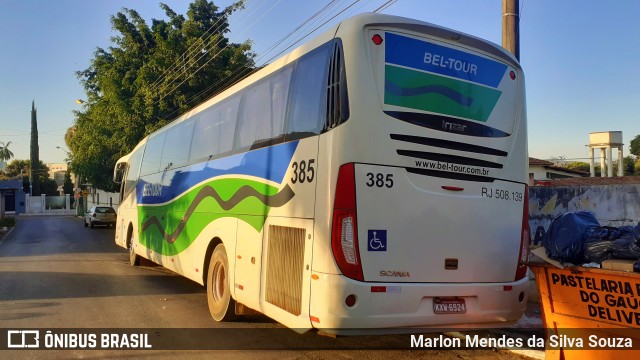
xmin=545 ymin=268 xmax=640 ymax=328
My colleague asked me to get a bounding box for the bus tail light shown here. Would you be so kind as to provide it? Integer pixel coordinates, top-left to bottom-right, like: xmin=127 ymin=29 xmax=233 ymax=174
xmin=515 ymin=186 xmax=530 ymax=281
xmin=331 ymin=163 xmax=364 ymax=281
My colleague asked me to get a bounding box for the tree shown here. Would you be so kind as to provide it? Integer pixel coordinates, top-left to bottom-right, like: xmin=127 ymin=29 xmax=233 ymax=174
xmin=68 ymin=0 xmax=253 ymax=191
xmin=564 ymin=161 xmax=603 ymax=176
xmin=630 ymin=134 xmax=640 ymax=157
xmin=4 ymin=159 xmax=57 ymax=195
xmin=622 ymin=156 xmax=636 ymax=176
xmin=63 ymin=172 xmax=74 ymax=195
xmin=0 ymin=141 xmax=14 ymax=162
xmin=30 ymin=101 xmax=41 ymax=195
xmin=564 ymin=161 xmax=590 ymax=173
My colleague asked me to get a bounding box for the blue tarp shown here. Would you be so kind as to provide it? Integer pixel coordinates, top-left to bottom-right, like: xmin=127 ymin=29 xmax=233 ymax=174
xmin=543 ymin=211 xmax=600 ymax=264
xmin=543 ymin=211 xmax=640 ymax=264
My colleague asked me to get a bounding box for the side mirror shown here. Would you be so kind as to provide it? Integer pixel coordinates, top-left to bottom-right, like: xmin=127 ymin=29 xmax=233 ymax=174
xmin=113 ymin=162 xmax=126 ymax=184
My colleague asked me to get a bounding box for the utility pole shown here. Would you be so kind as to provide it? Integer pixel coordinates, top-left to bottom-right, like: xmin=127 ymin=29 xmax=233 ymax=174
xmin=502 ymin=0 xmax=520 ymax=60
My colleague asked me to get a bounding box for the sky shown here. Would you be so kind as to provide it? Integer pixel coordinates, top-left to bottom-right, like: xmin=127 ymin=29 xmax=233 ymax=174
xmin=0 ymin=0 xmax=638 ymax=166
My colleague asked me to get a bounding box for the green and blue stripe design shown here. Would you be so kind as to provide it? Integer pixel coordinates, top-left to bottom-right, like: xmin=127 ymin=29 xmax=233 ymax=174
xmin=384 ymin=32 xmax=507 ymax=122
xmin=137 ymin=141 xmax=298 ymax=256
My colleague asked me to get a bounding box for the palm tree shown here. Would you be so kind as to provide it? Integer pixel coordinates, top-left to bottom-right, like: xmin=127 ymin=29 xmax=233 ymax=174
xmin=0 ymin=141 xmax=14 ymax=162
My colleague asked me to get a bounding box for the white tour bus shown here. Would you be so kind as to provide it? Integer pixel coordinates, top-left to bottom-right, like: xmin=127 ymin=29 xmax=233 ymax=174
xmin=113 ymin=13 xmax=529 ymax=333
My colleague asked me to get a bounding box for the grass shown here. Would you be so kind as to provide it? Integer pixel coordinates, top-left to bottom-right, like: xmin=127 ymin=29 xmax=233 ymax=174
xmin=0 ymin=217 xmax=16 ymax=227
xmin=0 ymin=216 xmax=15 ymax=242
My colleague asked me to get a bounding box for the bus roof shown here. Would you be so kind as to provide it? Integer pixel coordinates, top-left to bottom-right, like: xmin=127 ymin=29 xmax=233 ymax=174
xmin=142 ymin=12 xmax=520 ymax=145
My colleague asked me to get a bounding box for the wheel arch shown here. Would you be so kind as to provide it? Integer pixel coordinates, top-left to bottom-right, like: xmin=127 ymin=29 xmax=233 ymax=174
xmin=202 ymin=237 xmax=223 ymax=285
xmin=126 ymin=222 xmax=134 ymax=241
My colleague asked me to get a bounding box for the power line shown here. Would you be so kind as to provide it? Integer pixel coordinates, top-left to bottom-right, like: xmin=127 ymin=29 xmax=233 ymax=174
xmin=374 ymin=0 xmax=397 ymax=13
xmin=153 ymin=0 xmax=286 ymax=106
xmin=156 ymin=0 xmax=350 ymax=121
xmin=148 ymin=0 xmax=253 ymax=94
xmin=155 ymin=0 xmax=346 ymax=119
xmin=265 ymin=0 xmax=348 ymax=60
xmin=262 ymin=0 xmax=361 ymax=67
xmin=150 ymin=0 xmax=280 ymax=97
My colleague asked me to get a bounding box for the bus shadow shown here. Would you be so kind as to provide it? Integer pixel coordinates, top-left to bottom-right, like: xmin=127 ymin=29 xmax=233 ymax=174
xmin=0 ymin=271 xmax=204 ymax=302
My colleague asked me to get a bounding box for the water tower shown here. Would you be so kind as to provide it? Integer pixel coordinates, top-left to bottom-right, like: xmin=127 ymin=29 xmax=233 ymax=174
xmin=588 ymin=131 xmax=623 ymax=177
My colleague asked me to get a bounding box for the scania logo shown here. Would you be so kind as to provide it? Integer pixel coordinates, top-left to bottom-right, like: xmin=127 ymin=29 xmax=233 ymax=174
xmin=380 ymin=270 xmax=410 ymax=278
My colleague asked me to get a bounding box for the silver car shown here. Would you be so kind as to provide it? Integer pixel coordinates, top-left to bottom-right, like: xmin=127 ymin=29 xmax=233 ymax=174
xmin=84 ymin=206 xmax=117 ymax=228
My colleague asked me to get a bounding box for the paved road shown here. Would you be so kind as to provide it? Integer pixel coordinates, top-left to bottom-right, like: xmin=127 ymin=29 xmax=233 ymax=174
xmin=0 ymin=216 xmax=537 ymax=359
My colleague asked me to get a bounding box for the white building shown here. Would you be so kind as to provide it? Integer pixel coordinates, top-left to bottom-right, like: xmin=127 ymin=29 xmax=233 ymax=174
xmin=528 ymin=158 xmax=588 ymax=186
xmin=46 ymin=163 xmax=68 ymax=186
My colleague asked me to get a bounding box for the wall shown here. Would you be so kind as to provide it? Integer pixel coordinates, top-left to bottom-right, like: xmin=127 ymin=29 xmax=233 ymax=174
xmin=0 ymin=179 xmax=25 ymax=214
xmin=87 ymin=189 xmax=120 ymax=211
xmin=529 ymin=182 xmax=640 ymax=246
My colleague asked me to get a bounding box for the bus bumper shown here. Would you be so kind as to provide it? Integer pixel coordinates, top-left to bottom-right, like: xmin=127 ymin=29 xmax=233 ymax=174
xmin=308 ymin=272 xmax=529 ymax=333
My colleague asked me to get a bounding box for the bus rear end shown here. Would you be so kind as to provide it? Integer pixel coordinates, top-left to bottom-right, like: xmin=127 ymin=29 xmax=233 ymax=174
xmin=311 ymin=14 xmax=529 ymax=332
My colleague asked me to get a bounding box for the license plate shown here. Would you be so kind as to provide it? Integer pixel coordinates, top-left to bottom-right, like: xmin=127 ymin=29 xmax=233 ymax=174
xmin=433 ymin=297 xmax=466 ymax=314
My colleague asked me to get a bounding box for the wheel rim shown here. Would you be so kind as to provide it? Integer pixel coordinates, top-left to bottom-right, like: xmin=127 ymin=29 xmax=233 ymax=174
xmin=212 ymin=261 xmax=226 ymax=303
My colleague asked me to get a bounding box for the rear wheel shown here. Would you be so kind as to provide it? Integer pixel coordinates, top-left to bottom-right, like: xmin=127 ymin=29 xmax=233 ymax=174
xmin=84 ymin=220 xmax=88 ymax=228
xmin=128 ymin=226 xmax=140 ymax=266
xmin=207 ymin=243 xmax=237 ymax=322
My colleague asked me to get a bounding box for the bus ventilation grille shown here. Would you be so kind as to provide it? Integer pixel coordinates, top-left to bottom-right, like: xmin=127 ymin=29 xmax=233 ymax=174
xmin=265 ymin=225 xmax=306 ymax=316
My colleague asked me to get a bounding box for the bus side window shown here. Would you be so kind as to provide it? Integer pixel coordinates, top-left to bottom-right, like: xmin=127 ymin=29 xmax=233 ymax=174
xmin=140 ymin=132 xmax=167 ymax=176
xmin=285 ymin=42 xmax=333 ymax=140
xmin=270 ymin=67 xmax=293 ymax=140
xmin=236 ymin=80 xmax=271 ymax=151
xmin=123 ymin=146 xmax=143 ymax=200
xmin=190 ymin=96 xmax=239 ymax=163
xmin=160 ymin=119 xmax=195 ymax=170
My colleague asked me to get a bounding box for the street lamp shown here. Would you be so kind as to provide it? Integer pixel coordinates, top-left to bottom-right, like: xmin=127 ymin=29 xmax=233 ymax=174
xmin=56 ymin=146 xmax=71 ymax=156
xmin=56 ymin=146 xmax=72 ymax=166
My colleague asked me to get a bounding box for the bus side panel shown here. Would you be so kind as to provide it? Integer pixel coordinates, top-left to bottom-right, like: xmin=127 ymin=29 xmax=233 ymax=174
xmin=311 ymin=129 xmax=344 ymax=276
xmin=254 ymin=137 xmax=319 ymax=330
xmin=115 ymin=187 xmax=138 ymax=249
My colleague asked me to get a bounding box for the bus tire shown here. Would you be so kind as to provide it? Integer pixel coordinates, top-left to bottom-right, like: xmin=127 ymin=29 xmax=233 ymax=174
xmin=128 ymin=226 xmax=140 ymax=266
xmin=207 ymin=244 xmax=238 ymax=322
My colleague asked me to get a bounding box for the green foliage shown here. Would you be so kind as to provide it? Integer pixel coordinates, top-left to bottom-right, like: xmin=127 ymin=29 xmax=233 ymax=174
xmin=68 ymin=0 xmax=254 ymax=191
xmin=0 ymin=141 xmax=14 ymax=162
xmin=4 ymin=159 xmax=52 ymax=194
xmin=564 ymin=161 xmax=602 ymax=176
xmin=623 ymin=156 xmax=636 ymax=176
xmin=0 ymin=217 xmax=15 ymax=227
xmin=564 ymin=161 xmax=590 ymax=173
xmin=40 ymin=178 xmax=59 ymax=196
xmin=630 ymin=135 xmax=640 ymax=157
xmin=608 ymin=156 xmax=637 ymax=177
xmin=63 ymin=172 xmax=74 ymax=194
xmin=30 ymin=102 xmax=41 ymax=195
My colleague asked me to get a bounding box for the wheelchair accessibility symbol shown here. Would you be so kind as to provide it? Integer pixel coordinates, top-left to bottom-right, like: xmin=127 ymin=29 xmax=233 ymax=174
xmin=368 ymin=230 xmax=387 ymax=251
